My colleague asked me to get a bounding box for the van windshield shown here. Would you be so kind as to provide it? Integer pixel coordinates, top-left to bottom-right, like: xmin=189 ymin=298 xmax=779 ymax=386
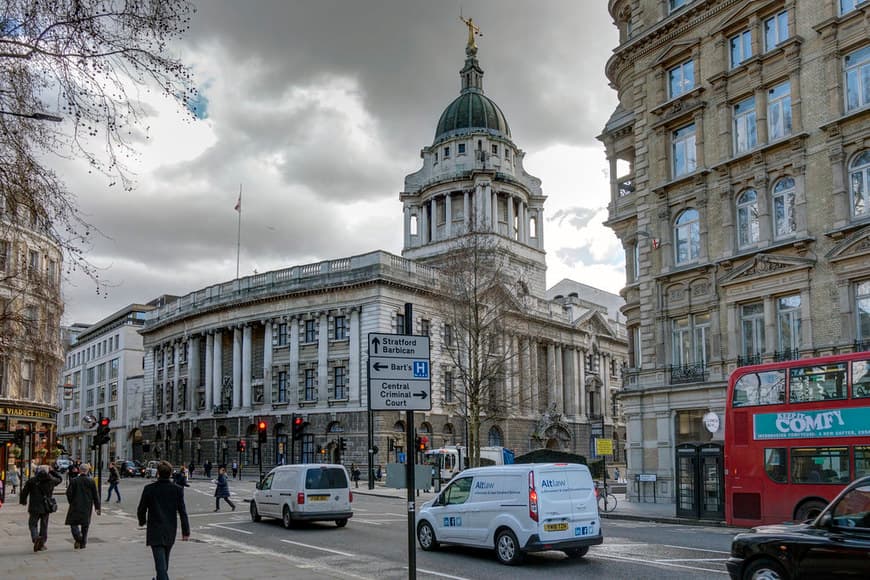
xmin=305 ymin=467 xmax=348 ymax=490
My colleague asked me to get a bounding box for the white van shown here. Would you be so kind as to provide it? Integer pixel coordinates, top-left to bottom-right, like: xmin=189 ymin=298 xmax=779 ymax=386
xmin=416 ymin=463 xmax=601 ymax=565
xmin=251 ymin=464 xmax=353 ymax=528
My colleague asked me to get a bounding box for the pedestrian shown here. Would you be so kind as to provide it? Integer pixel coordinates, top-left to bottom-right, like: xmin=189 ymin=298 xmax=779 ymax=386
xmin=137 ymin=461 xmax=190 ymax=580
xmin=188 ymin=461 xmax=195 ymax=480
xmin=213 ymin=466 xmax=236 ymax=512
xmin=375 ymin=464 xmax=383 ymax=482
xmin=106 ymin=461 xmax=121 ymax=503
xmin=204 ymin=459 xmax=212 ymax=479
xmin=350 ymin=463 xmax=360 ymax=488
xmin=19 ymin=464 xmax=62 ymax=552
xmin=6 ymin=462 xmax=19 ymax=494
xmin=614 ymin=467 xmax=621 ymax=483
xmin=231 ymin=460 xmax=238 ymax=479
xmin=65 ymin=463 xmax=100 ymax=549
xmin=173 ymin=465 xmax=189 ymax=487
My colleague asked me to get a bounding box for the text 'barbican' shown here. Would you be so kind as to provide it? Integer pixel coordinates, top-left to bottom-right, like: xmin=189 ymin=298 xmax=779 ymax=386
xmin=379 ymin=336 xmax=419 ymax=355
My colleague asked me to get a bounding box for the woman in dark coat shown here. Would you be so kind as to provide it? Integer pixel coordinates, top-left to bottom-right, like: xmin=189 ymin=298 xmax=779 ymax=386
xmin=65 ymin=463 xmax=101 ymax=549
xmin=20 ymin=465 xmax=62 ymax=552
xmin=213 ymin=466 xmax=235 ymax=512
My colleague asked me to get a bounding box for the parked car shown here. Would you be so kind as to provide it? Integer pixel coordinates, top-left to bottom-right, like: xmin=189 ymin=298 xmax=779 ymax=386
xmin=250 ymin=464 xmax=353 ymax=528
xmin=726 ymin=475 xmax=870 ymax=580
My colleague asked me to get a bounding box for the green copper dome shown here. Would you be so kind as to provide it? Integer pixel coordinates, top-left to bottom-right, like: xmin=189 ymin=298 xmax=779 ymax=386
xmin=434 ymin=90 xmax=511 ymax=143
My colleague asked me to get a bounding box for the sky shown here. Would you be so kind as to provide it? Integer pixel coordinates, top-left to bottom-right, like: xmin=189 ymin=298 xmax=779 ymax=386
xmin=58 ymin=0 xmax=623 ymax=326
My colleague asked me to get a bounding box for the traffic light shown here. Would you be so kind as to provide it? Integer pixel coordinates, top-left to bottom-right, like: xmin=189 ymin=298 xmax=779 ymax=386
xmin=292 ymin=414 xmax=304 ymax=440
xmin=415 ymin=436 xmax=423 ymax=452
xmin=95 ymin=417 xmax=111 ymax=446
xmin=339 ymin=437 xmax=347 ymax=452
xmin=258 ymin=419 xmax=267 ymax=444
xmin=237 ymin=439 xmax=246 ymax=453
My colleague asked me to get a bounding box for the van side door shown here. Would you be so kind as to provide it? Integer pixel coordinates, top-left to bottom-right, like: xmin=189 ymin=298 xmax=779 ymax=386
xmin=432 ymin=476 xmax=474 ymax=543
xmin=256 ymin=472 xmax=276 ymax=516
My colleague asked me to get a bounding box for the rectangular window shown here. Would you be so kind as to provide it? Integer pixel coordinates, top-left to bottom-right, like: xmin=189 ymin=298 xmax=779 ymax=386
xmin=28 ymin=250 xmax=39 ymax=273
xmin=444 ymin=323 xmax=453 ymax=347
xmin=333 ymin=316 xmax=348 ymax=340
xmin=457 ymin=143 xmax=466 ymax=155
xmin=302 ymin=434 xmax=315 ymax=464
xmin=668 ymin=60 xmax=695 ymax=99
xmin=304 ymin=368 xmax=316 ymax=401
xmin=304 ymin=320 xmax=316 ymax=343
xmin=672 ymin=123 xmax=697 ymax=177
xmin=630 ymin=326 xmax=642 ymax=368
xmin=767 ymin=82 xmax=792 ymax=141
xmin=97 ymin=363 xmax=106 ymax=383
xmin=443 ymin=146 xmax=450 ymax=159
xmin=86 ymin=388 xmax=94 ymax=407
xmin=764 ymin=11 xmax=789 ymax=52
xmin=730 ymin=30 xmax=752 ymax=68
xmin=740 ymin=302 xmax=765 ymax=358
xmin=491 ymin=144 xmax=498 ymax=155
xmin=790 ymin=447 xmax=849 ymax=484
xmin=840 ymin=0 xmax=861 ymax=16
xmin=732 ymin=370 xmax=785 ymax=407
xmin=277 ymin=371 xmax=287 ymax=403
xmin=110 ymin=358 xmax=119 ymax=379
xmin=733 ymin=96 xmax=757 ymax=154
xmin=0 ymin=240 xmax=7 ymax=272
xmin=790 ymin=363 xmax=847 ymax=403
xmin=87 ymin=366 xmax=95 ymax=385
xmin=856 ymin=446 xmax=870 ymax=479
xmin=776 ymin=295 xmax=801 ymax=352
xmin=444 ymin=370 xmax=454 ymax=403
xmin=334 ymin=366 xmax=347 ymax=400
xmin=764 ymin=448 xmax=787 ymax=483
xmin=845 ymin=45 xmax=870 ymax=112
xmin=669 ymin=0 xmax=688 ymax=13
xmin=110 ymin=381 xmax=118 ymax=402
xmin=0 ymin=357 xmax=5 ymax=397
xmin=420 ymin=319 xmax=430 ymax=336
xmin=857 ymin=281 xmax=870 ymax=341
xmin=21 ymin=360 xmax=33 ymax=399
xmin=671 ymin=314 xmax=710 ymax=367
xmin=396 ymin=313 xmax=406 ymax=334
xmin=276 ymin=323 xmax=287 ymax=346
xmin=854 ymin=360 xmax=870 ymax=398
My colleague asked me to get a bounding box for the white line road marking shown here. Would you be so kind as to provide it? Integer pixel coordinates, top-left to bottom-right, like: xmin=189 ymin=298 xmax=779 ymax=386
xmin=655 ymin=558 xmax=731 ymax=562
xmin=207 ymin=522 xmax=253 ymax=534
xmin=415 ymin=568 xmax=473 ymax=580
xmin=280 ymin=539 xmax=355 ymax=557
xmin=593 ymin=552 xmax=729 ymax=575
xmin=661 ymin=544 xmax=731 ymax=554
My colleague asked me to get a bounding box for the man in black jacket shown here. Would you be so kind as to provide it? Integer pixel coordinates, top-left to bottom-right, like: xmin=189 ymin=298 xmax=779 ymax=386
xmin=65 ymin=463 xmax=101 ymax=549
xmin=137 ymin=461 xmax=190 ymax=580
xmin=20 ymin=465 xmax=62 ymax=552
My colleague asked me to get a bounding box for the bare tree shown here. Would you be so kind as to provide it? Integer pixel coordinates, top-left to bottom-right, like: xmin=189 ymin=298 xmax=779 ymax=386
xmin=437 ymin=228 xmax=530 ymax=467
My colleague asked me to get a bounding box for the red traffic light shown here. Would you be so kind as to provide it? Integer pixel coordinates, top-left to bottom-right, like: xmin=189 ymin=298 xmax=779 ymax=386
xmin=99 ymin=417 xmax=110 ymax=427
xmin=293 ymin=416 xmax=303 ymax=427
xmin=258 ymin=421 xmax=267 ymax=431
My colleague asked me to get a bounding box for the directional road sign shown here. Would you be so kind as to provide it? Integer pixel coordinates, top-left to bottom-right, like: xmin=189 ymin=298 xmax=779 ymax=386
xmin=368 ymin=333 xmax=431 ymax=411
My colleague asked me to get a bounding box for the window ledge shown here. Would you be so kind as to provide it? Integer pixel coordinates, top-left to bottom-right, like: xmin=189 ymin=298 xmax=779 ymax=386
xmin=716 ymin=236 xmax=816 ymax=267
xmin=299 ymin=399 xmax=317 ymax=407
xmin=271 ymin=402 xmax=289 ymax=409
xmin=650 ymin=86 xmax=706 ymax=118
xmin=652 ymin=168 xmax=710 ymax=197
xmin=709 ymin=132 xmax=810 ymax=172
xmin=820 ymin=105 xmax=870 ymax=133
xmin=328 ymin=398 xmax=349 ymax=406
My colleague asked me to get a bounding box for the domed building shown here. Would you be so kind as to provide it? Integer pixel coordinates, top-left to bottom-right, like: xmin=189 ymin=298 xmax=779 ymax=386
xmin=131 ymin=24 xmax=626 ymax=475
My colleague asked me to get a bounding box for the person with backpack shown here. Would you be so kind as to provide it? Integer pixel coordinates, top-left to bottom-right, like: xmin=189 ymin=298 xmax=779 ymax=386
xmin=20 ymin=465 xmax=62 ymax=552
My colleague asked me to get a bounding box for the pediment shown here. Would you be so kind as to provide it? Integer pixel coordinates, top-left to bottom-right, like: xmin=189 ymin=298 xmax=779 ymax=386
xmin=653 ymin=38 xmax=700 ymax=66
xmin=719 ymin=253 xmax=816 ymax=286
xmin=825 ymin=225 xmax=870 ymax=262
xmin=574 ymin=309 xmax=616 ymax=339
xmin=713 ymin=0 xmax=772 ymax=34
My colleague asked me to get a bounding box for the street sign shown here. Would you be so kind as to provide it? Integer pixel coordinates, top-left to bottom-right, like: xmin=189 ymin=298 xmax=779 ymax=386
xmin=368 ymin=333 xmax=431 ymax=411
xmin=595 ymin=437 xmax=614 ymax=456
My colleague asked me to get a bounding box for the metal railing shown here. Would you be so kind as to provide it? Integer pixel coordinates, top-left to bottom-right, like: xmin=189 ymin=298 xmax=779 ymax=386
xmin=669 ymin=363 xmax=708 ymax=384
xmin=773 ymin=348 xmax=800 ymax=362
xmin=737 ymin=352 xmax=763 ymax=367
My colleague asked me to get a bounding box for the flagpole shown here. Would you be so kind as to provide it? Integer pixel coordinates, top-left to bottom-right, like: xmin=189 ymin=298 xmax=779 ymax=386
xmin=236 ymin=184 xmax=242 ymax=280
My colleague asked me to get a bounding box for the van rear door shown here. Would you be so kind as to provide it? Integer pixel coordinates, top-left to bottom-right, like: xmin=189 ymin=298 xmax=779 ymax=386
xmin=535 ymin=466 xmax=598 ymax=543
xmin=301 ymin=466 xmax=350 ymax=516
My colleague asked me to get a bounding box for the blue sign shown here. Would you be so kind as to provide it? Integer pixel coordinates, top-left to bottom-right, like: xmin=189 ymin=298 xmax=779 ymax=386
xmin=413 ymin=360 xmax=429 ymax=378
xmin=753 ymin=406 xmax=870 ymax=440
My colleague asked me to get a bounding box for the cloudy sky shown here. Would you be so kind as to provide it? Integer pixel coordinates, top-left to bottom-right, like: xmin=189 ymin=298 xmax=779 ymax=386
xmin=59 ymin=0 xmax=622 ymax=325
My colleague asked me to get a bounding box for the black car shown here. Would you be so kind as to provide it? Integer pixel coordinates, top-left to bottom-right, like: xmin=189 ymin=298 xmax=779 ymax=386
xmin=727 ymin=475 xmax=870 ymax=580
xmin=119 ymin=460 xmax=145 ymax=478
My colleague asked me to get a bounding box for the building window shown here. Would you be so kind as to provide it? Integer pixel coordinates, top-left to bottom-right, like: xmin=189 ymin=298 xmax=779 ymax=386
xmin=734 ymin=96 xmax=757 ymax=154
xmin=736 ymin=189 xmax=760 ymax=248
xmin=840 ymin=0 xmax=864 ymax=16
xmin=846 ymin=46 xmax=870 ymax=113
xmin=302 ymin=434 xmax=314 ymax=464
xmin=86 ymin=388 xmax=94 ymax=407
xmin=850 ymin=151 xmax=870 ymax=218
xmin=668 ymin=60 xmax=695 ymax=99
xmin=334 ymin=316 xmax=347 ymax=340
xmin=443 ymin=146 xmax=450 ymax=159
xmin=776 ymin=295 xmax=801 ymax=352
xmin=669 ymin=0 xmax=689 ymax=13
xmin=630 ymin=326 xmax=642 ymax=368
xmin=491 ymin=143 xmax=498 ymax=155
xmin=672 ymin=123 xmax=697 ymax=177
xmin=741 ymin=302 xmax=765 ymax=358
xmin=764 ymin=11 xmax=788 ymax=52
xmin=772 ymin=177 xmax=796 ymax=239
xmin=444 ymin=323 xmax=453 ymax=347
xmin=28 ymin=250 xmax=39 ymax=273
xmin=767 ymin=82 xmax=792 ymax=141
xmin=277 ymin=371 xmax=287 ymax=403
xmin=730 ymin=30 xmax=752 ymax=68
xmin=277 ymin=323 xmax=288 ymax=346
xmin=444 ymin=370 xmax=454 ymax=403
xmin=334 ymin=366 xmax=347 ymax=400
xmin=396 ymin=313 xmax=405 ymax=334
xmin=457 ymin=143 xmax=466 ymax=155
xmin=627 ymin=242 xmax=639 ymax=283
xmin=857 ymin=280 xmax=870 ymax=341
xmin=304 ymin=368 xmax=316 ymax=401
xmin=420 ymin=319 xmax=430 ymax=336
xmin=674 ymin=208 xmax=700 ymax=264
xmin=671 ymin=313 xmax=710 ymax=367
xmin=487 ymin=426 xmax=503 ymax=447
xmin=304 ymin=320 xmax=316 ymax=343
xmin=87 ymin=366 xmax=95 ymax=385
xmin=110 ymin=358 xmax=119 ymax=379
xmin=0 ymin=240 xmax=8 ymax=273
xmin=21 ymin=360 xmax=33 ymax=399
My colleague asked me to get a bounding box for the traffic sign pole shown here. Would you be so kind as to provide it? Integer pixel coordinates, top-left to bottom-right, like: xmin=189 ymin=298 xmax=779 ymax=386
xmin=403 ymin=303 xmax=416 ymax=580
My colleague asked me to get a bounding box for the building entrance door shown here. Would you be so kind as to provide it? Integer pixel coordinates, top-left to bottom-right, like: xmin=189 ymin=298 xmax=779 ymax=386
xmin=675 ymin=443 xmax=724 ymax=520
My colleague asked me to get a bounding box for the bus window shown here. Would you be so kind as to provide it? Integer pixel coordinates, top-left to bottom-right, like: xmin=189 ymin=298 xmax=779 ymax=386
xmin=856 ymin=447 xmax=870 ymax=479
xmin=733 ymin=371 xmax=785 ymax=406
xmin=764 ymin=448 xmax=787 ymax=483
xmin=853 ymin=360 xmax=870 ymax=398
xmin=791 ymin=447 xmax=849 ymax=484
xmin=789 ymin=364 xmax=847 ymax=403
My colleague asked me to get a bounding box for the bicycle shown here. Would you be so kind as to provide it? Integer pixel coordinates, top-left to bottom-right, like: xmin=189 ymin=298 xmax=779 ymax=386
xmin=597 ymin=481 xmax=618 ymax=513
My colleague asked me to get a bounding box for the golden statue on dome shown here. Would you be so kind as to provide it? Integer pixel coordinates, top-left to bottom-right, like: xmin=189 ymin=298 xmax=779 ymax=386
xmin=460 ymin=14 xmax=482 ymax=49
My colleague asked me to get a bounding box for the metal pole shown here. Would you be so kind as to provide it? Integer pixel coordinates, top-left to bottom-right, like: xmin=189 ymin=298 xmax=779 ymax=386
xmin=404 ymin=302 xmax=416 ymax=580
xmin=368 ymin=353 xmax=375 ymax=489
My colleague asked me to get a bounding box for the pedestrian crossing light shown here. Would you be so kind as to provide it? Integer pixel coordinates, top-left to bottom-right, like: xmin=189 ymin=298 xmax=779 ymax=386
xmin=237 ymin=439 xmax=246 ymax=453
xmin=258 ymin=419 xmax=267 ymax=444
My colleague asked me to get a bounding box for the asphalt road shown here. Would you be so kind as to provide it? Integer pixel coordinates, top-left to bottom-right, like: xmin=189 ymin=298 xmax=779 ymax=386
xmin=113 ymin=477 xmax=736 ymax=580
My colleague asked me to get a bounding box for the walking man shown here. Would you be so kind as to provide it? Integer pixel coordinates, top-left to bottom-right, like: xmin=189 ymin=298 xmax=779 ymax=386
xmin=204 ymin=460 xmax=212 ymax=479
xmin=137 ymin=461 xmax=190 ymax=580
xmin=106 ymin=461 xmax=121 ymax=503
xmin=231 ymin=460 xmax=238 ymax=479
xmin=213 ymin=466 xmax=236 ymax=512
xmin=6 ymin=461 xmax=19 ymax=494
xmin=20 ymin=465 xmax=62 ymax=552
xmin=66 ymin=463 xmax=100 ymax=549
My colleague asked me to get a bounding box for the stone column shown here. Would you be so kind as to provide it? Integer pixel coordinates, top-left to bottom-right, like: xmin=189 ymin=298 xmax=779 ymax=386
xmin=289 ymin=318 xmax=300 ymax=404
xmin=430 ymin=197 xmax=437 ymax=241
xmin=546 ymin=343 xmax=556 ymax=409
xmin=519 ymin=203 xmax=527 ymax=243
xmin=204 ymin=333 xmax=213 ymax=411
xmin=189 ymin=336 xmax=200 ymax=412
xmin=349 ymin=308 xmax=361 ymax=403
xmin=520 ymin=337 xmax=531 ymax=415
xmin=529 ymin=339 xmax=539 ymax=413
xmin=445 ymin=193 xmax=452 ymax=237
xmin=318 ymin=312 xmax=329 ymax=402
xmin=536 ymin=208 xmax=544 ymax=248
xmin=564 ymin=346 xmax=576 ymax=416
xmin=599 ymin=353 xmax=608 ymax=419
xmin=555 ymin=345 xmax=564 ymax=412
xmin=510 ymin=335 xmax=519 ymax=410
xmin=173 ymin=342 xmax=180 ymax=411
xmin=162 ymin=347 xmax=170 ymax=413
xmin=420 ymin=204 xmax=429 ymax=243
xmin=507 ymin=195 xmax=515 ymax=240
xmin=232 ymin=327 xmax=242 ymax=409
xmin=263 ymin=321 xmax=273 ymax=405
xmin=578 ymin=348 xmax=587 ymax=419
xmin=212 ymin=330 xmax=223 ymax=409
xmin=491 ymin=190 xmax=498 ymax=230
xmin=464 ymin=191 xmax=471 ymax=233
xmin=242 ymin=324 xmax=252 ymax=409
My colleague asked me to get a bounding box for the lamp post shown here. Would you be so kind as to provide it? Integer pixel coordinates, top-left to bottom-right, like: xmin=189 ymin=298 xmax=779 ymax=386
xmin=0 ymin=110 xmax=63 ymax=122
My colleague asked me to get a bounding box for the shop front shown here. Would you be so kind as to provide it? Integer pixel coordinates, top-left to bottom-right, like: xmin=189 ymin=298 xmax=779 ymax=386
xmin=1 ymin=403 xmax=59 ymax=499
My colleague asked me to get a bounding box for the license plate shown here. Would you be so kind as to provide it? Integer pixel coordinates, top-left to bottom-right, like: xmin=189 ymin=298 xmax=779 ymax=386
xmin=309 ymin=495 xmax=329 ymax=502
xmin=544 ymin=522 xmax=568 ymax=532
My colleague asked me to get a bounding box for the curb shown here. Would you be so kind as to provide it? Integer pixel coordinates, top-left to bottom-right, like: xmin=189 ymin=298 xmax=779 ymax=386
xmin=601 ymin=511 xmax=735 ymax=528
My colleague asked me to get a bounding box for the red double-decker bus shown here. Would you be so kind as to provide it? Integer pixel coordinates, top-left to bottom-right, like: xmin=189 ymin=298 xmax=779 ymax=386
xmin=725 ymin=352 xmax=870 ymax=527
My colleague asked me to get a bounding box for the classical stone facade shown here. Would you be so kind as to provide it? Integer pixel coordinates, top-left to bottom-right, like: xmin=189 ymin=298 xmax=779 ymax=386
xmin=600 ymin=0 xmax=870 ymax=511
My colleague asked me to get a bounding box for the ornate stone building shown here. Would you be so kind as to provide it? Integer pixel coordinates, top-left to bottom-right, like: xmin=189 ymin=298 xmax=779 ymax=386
xmin=137 ymin=30 xmax=627 ymax=475
xmin=600 ymin=0 xmax=870 ymax=516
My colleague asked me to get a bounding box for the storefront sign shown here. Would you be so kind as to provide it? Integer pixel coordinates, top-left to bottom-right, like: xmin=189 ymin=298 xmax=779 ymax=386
xmin=703 ymin=412 xmax=720 ymax=433
xmin=0 ymin=406 xmax=55 ymax=420
xmin=753 ymin=406 xmax=870 ymax=440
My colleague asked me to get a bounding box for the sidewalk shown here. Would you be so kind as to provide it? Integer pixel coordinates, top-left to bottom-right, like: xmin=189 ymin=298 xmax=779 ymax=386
xmin=0 ymin=489 xmax=348 ymax=580
xmin=600 ymin=494 xmax=732 ymax=527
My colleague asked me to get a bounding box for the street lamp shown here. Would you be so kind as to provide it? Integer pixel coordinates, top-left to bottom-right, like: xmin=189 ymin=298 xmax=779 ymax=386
xmin=0 ymin=110 xmax=63 ymax=122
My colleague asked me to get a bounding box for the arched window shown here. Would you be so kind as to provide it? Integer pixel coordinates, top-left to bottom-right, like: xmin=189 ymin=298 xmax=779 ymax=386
xmin=674 ymin=209 xmax=700 ymax=264
xmin=736 ymin=190 xmax=759 ymax=248
xmin=850 ymin=151 xmax=870 ymax=218
xmin=772 ymin=177 xmax=796 ymax=238
xmin=487 ymin=426 xmax=503 ymax=447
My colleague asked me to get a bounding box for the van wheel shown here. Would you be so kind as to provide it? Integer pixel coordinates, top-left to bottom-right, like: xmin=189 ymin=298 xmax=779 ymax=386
xmin=564 ymin=546 xmax=589 ymax=559
xmin=417 ymin=521 xmax=439 ymax=551
xmin=250 ymin=501 xmax=261 ymax=523
xmin=282 ymin=506 xmax=294 ymax=529
xmin=335 ymin=519 xmax=348 ymax=528
xmin=495 ymin=529 xmax=524 ymax=565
